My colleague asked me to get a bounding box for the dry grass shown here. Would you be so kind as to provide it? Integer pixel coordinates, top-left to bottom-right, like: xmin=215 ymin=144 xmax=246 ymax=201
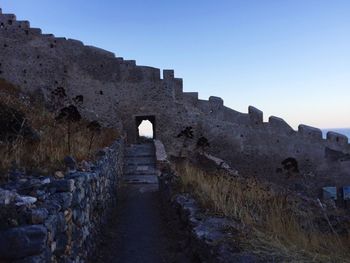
xmin=0 ymin=79 xmax=119 ymax=180
xmin=174 ymin=161 xmax=350 ymax=262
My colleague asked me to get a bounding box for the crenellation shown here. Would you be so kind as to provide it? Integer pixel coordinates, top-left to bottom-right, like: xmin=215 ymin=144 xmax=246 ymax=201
xmin=209 ymin=96 xmax=224 ymax=106
xmin=67 ymin=38 xmax=84 ymax=47
xmin=42 ymin=33 xmax=55 ymax=40
xmin=54 ymin=37 xmax=67 ymax=43
xmin=327 ymin=132 xmax=349 ymax=146
xmin=1 ymin=9 xmax=349 ymax=189
xmin=268 ymin=116 xmax=295 ymax=133
xmin=221 ymin=106 xmax=250 ymax=124
xmin=15 ymin=20 xmax=30 ymax=29
xmin=85 ymin=45 xmax=115 ymax=58
xmin=298 ymin=124 xmax=323 ymax=140
xmin=138 ymin=66 xmax=161 ymax=81
xmin=248 ymin=106 xmax=263 ymax=124
xmin=163 ymin=69 xmax=174 ymax=80
xmin=29 ymin=28 xmax=42 ymax=35
xmin=124 ymin=60 xmax=136 ymax=66
xmin=0 ymin=13 xmax=16 ymax=24
xmin=171 ymin=78 xmax=183 ymax=99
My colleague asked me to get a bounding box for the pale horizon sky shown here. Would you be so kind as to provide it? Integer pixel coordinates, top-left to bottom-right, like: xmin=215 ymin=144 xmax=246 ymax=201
xmin=1 ymin=0 xmax=349 ymax=129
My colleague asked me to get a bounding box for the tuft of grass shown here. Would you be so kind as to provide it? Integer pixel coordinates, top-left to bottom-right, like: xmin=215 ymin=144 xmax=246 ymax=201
xmin=0 ymin=79 xmax=119 ymax=180
xmin=174 ymin=161 xmax=350 ymax=262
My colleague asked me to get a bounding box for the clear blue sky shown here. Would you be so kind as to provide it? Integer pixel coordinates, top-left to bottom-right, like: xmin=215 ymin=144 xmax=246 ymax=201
xmin=1 ymin=0 xmax=349 ymax=129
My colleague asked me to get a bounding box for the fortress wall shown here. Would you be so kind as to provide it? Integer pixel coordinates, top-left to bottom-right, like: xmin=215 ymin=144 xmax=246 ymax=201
xmin=248 ymin=106 xmax=264 ymax=125
xmin=297 ymin=124 xmax=323 ymax=142
xmin=267 ymin=116 xmax=296 ymax=135
xmin=0 ymin=10 xmax=349 ymax=186
xmin=221 ymin=106 xmax=250 ymax=124
xmin=194 ymin=96 xmax=250 ymax=125
xmin=327 ymin=132 xmax=349 ymax=147
xmin=182 ymin=92 xmax=199 ymax=105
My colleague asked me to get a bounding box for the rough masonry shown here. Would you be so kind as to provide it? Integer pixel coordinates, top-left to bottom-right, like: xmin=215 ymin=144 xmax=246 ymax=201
xmin=0 ymin=10 xmax=349 ymax=189
xmin=0 ymin=140 xmax=124 ymax=262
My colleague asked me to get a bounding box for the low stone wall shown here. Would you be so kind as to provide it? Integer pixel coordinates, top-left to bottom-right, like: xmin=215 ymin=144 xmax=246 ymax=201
xmin=0 ymin=139 xmax=124 ymax=263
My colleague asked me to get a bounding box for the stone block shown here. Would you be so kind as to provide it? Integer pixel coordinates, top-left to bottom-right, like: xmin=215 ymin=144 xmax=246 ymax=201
xmin=163 ymin=69 xmax=174 ymax=79
xmin=31 ymin=208 xmax=49 ymax=224
xmin=0 ymin=225 xmax=47 ymax=260
xmin=49 ymin=179 xmax=75 ymax=192
xmin=327 ymin=131 xmax=349 ymax=145
xmin=322 ymin=187 xmax=337 ymax=200
xmin=209 ymin=96 xmax=223 ymax=106
xmin=248 ymin=106 xmax=263 ymax=124
xmin=268 ymin=116 xmax=294 ymax=132
xmin=298 ymin=125 xmax=322 ymax=140
xmin=0 ymin=188 xmax=17 ymax=205
xmin=15 ymin=195 xmax=37 ymax=206
xmin=44 ymin=215 xmax=58 ymax=239
xmin=54 ymin=233 xmax=68 ymax=255
xmin=50 ymin=192 xmax=73 ymax=210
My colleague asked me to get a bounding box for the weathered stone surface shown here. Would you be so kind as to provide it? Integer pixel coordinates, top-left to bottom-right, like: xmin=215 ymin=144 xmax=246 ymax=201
xmin=15 ymin=195 xmax=37 ymax=206
xmin=0 ymin=9 xmax=349 ymax=196
xmin=30 ymin=208 xmax=49 ymax=224
xmin=0 ymin=188 xmax=17 ymax=205
xmin=49 ymin=179 xmax=75 ymax=192
xmin=54 ymin=171 xmax=65 ymax=179
xmin=0 ymin=225 xmax=47 ymax=260
xmin=50 ymin=192 xmax=73 ymax=210
xmin=0 ymin=131 xmax=123 ymax=262
xmin=171 ymin=193 xmax=258 ymax=262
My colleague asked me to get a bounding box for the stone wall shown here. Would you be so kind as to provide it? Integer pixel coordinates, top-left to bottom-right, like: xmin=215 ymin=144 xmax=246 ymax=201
xmin=0 ymin=140 xmax=124 ymax=262
xmin=0 ymin=9 xmax=349 ymax=187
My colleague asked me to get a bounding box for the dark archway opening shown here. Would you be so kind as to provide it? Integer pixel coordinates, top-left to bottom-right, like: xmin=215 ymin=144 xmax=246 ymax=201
xmin=135 ymin=115 xmax=156 ymax=141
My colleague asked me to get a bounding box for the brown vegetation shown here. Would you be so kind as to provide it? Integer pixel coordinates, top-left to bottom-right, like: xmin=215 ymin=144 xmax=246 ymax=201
xmin=174 ymin=161 xmax=350 ymax=262
xmin=0 ymin=79 xmax=119 ymax=180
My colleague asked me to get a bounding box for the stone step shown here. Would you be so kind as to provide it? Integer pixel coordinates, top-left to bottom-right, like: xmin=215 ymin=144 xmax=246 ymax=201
xmin=125 ymin=145 xmax=155 ymax=157
xmin=125 ymin=164 xmax=155 ymax=170
xmin=123 ymin=143 xmax=157 ymax=185
xmin=125 ymin=158 xmax=155 ymax=166
xmin=122 ymin=175 xmax=158 ymax=184
xmin=125 ymin=172 xmax=157 ymax=176
xmin=125 ymin=155 xmax=154 ymax=158
xmin=125 ymin=163 xmax=155 ymax=168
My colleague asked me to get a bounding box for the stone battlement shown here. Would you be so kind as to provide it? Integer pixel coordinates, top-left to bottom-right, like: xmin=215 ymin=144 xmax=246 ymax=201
xmin=0 ymin=10 xmax=349 ymax=184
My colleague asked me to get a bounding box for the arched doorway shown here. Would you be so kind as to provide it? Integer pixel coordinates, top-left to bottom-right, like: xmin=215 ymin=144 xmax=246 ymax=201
xmin=135 ymin=115 xmax=156 ymax=141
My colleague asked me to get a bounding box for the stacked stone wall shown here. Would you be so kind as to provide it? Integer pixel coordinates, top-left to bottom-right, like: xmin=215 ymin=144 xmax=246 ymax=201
xmin=0 ymin=140 xmax=124 ymax=262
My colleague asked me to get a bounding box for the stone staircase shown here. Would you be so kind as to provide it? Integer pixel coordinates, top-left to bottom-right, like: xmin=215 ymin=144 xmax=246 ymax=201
xmin=123 ymin=143 xmax=158 ymax=184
